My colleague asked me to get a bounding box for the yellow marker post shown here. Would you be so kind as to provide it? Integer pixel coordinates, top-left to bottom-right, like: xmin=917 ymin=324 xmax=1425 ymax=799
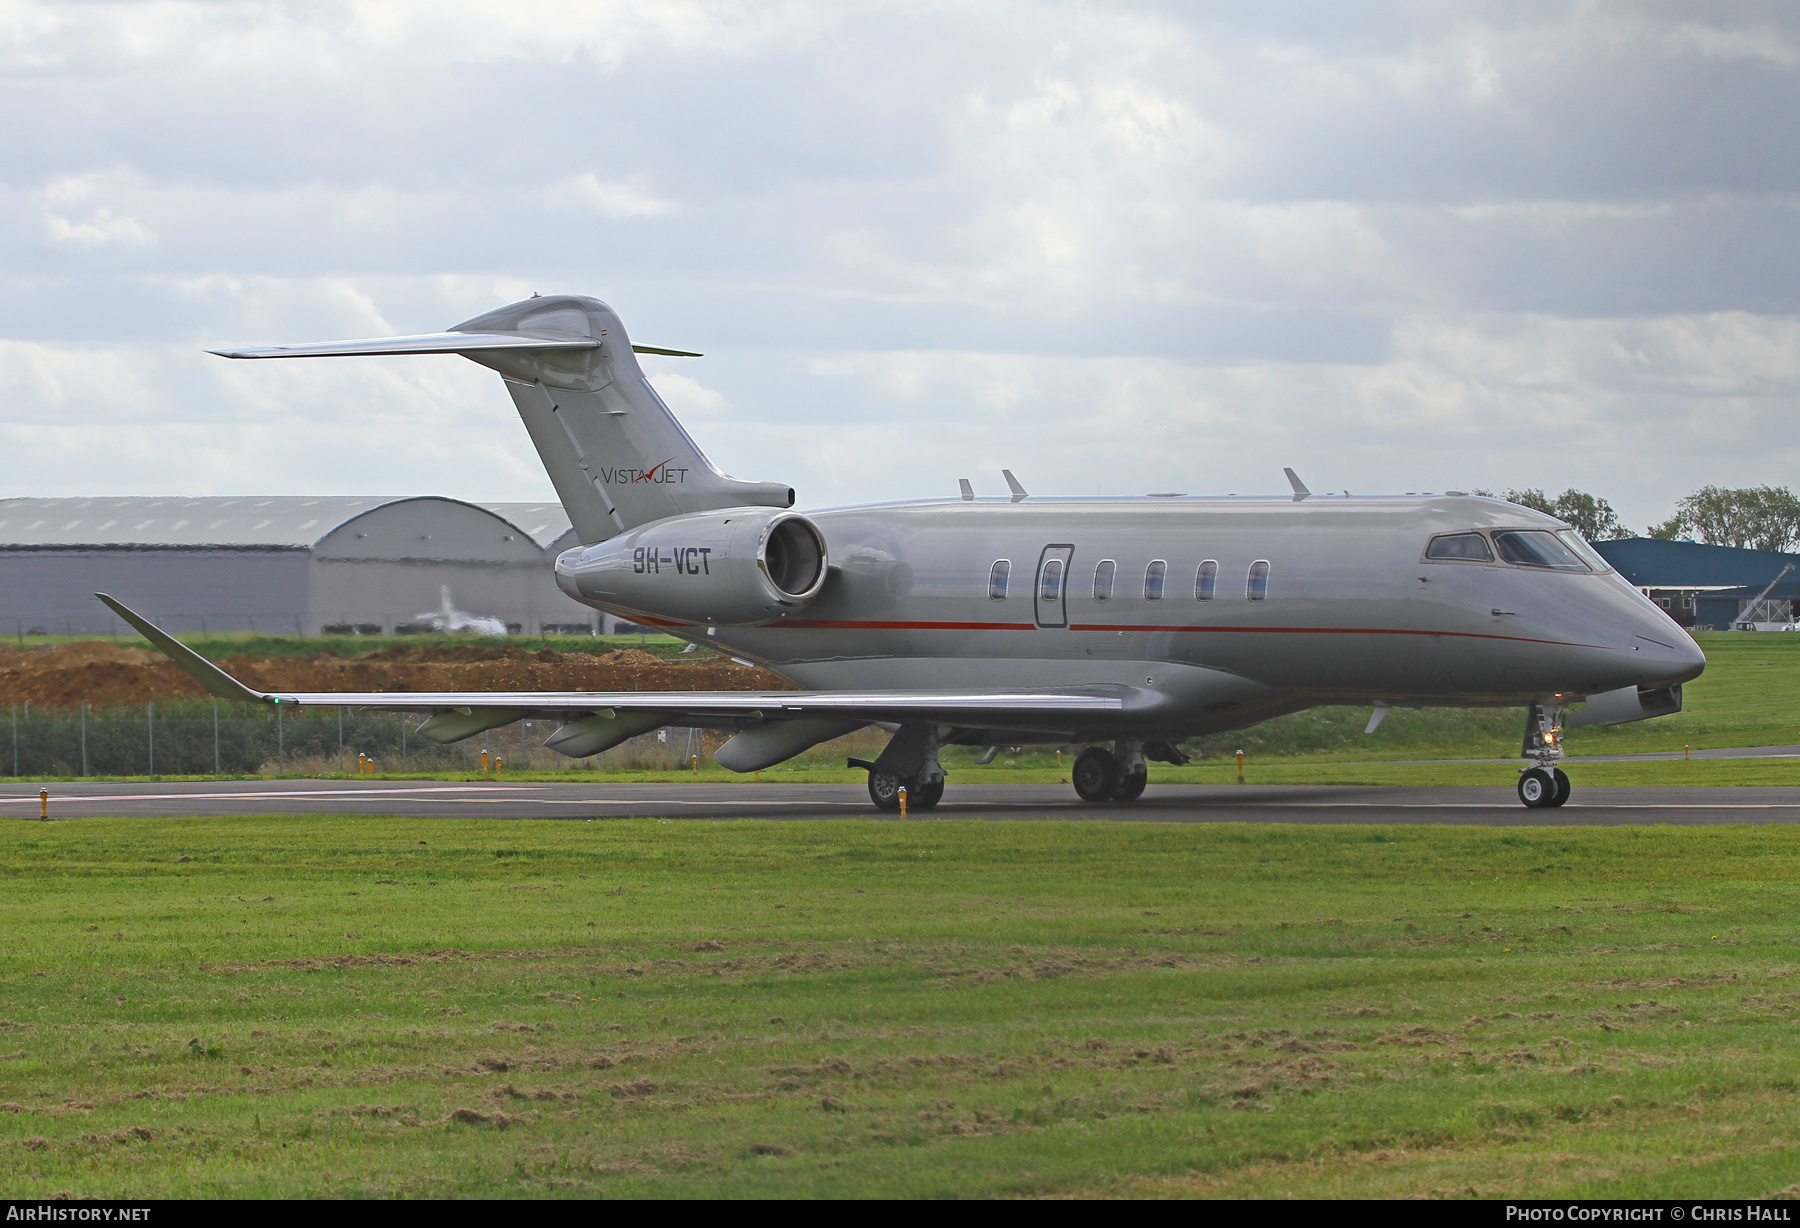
xmin=1236 ymin=750 xmax=1245 ymax=784
xmin=1685 ymin=745 xmax=1690 ymax=760
xmin=480 ymin=749 xmax=489 ymax=774
xmin=495 ymin=757 xmax=504 ymax=773
xmin=691 ymin=755 xmax=698 ymax=775
xmin=898 ymin=786 xmax=908 ymax=818
xmin=39 ymin=790 xmax=48 ymax=821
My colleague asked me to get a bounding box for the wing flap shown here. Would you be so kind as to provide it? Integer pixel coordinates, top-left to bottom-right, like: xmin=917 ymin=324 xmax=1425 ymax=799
xmin=260 ymin=688 xmax=1128 ymax=724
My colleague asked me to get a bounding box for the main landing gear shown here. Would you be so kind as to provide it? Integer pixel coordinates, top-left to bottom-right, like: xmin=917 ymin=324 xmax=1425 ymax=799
xmin=1072 ymin=745 xmax=1148 ymax=803
xmin=1518 ymin=701 xmax=1572 ymax=809
xmin=865 ymin=769 xmax=943 ymax=813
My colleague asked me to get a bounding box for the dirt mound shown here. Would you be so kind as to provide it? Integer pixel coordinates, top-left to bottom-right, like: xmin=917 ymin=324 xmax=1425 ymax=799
xmin=0 ymin=641 xmax=793 ymax=710
xmin=0 ymin=641 xmax=162 ymax=669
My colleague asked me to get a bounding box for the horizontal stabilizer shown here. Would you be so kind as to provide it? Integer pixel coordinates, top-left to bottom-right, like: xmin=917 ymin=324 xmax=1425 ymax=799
xmin=209 ymin=331 xmax=599 ymax=359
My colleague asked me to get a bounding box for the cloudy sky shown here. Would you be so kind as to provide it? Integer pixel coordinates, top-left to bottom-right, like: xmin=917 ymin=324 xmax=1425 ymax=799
xmin=2 ymin=1 xmax=1796 ymax=531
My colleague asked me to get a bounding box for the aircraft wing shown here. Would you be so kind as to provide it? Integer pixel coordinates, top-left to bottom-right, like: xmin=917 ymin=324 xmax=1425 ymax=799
xmin=96 ymin=594 xmax=1136 ymax=729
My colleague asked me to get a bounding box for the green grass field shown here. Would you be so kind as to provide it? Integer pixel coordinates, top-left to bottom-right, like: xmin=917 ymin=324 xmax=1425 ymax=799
xmin=14 ymin=629 xmax=1799 ymax=788
xmin=4 ymin=816 xmax=1800 ymax=1199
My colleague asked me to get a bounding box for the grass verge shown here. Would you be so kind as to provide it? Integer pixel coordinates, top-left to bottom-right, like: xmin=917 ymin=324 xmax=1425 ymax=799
xmin=2 ymin=816 xmax=1799 ymax=1198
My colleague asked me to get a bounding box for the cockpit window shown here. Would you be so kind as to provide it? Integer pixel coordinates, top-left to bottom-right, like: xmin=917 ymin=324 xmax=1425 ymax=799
xmin=1555 ymin=530 xmax=1613 ymax=572
xmin=1493 ymin=530 xmax=1590 ymax=572
xmin=1425 ymin=532 xmax=1493 ymax=562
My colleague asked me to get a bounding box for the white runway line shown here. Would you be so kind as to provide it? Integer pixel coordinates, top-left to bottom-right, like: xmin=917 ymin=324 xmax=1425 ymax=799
xmin=0 ymin=786 xmax=547 ymax=804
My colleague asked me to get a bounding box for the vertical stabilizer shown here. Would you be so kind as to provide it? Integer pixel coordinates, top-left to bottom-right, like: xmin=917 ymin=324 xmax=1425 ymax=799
xmin=450 ymin=296 xmax=793 ymax=541
xmin=210 ymin=294 xmax=794 ymax=545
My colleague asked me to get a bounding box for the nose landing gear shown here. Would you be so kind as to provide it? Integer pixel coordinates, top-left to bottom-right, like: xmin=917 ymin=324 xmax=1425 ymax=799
xmin=1518 ymin=702 xmax=1572 ymax=808
xmin=1517 ymin=766 xmax=1571 ymax=808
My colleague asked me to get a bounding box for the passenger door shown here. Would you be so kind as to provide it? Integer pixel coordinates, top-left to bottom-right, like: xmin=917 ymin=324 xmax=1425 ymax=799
xmin=1035 ymin=544 xmax=1075 ymax=628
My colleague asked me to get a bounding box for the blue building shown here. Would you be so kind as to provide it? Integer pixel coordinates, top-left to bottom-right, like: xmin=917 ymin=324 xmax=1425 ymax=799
xmin=1591 ymin=538 xmax=1800 ymax=630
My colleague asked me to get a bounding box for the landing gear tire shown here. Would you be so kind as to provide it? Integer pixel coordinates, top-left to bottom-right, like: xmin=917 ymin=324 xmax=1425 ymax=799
xmin=1072 ymin=748 xmax=1119 ymax=802
xmin=1518 ymin=768 xmax=1559 ymax=809
xmin=867 ymin=771 xmax=943 ymax=813
xmin=1550 ymin=768 xmax=1571 ymax=808
xmin=868 ymin=769 xmax=904 ymax=812
xmin=1112 ymin=770 xmax=1148 ymax=801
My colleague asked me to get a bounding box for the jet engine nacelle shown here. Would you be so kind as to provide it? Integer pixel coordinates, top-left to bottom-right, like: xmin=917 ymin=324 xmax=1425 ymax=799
xmin=555 ymin=507 xmax=829 ymax=627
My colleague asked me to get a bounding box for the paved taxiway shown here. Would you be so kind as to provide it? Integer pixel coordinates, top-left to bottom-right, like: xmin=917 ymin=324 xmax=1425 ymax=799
xmin=4 ymin=780 xmax=1800 ymax=825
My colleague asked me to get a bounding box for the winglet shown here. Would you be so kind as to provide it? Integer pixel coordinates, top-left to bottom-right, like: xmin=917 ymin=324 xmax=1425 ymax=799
xmin=94 ymin=594 xmax=272 ymax=706
xmin=958 ymin=479 xmax=975 ymax=501
xmin=1002 ymin=469 xmax=1028 ymax=503
xmin=1284 ymin=467 xmax=1311 ymax=502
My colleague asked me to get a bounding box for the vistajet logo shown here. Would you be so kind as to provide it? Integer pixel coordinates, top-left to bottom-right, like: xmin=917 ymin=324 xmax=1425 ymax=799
xmin=601 ymin=459 xmax=687 ymax=485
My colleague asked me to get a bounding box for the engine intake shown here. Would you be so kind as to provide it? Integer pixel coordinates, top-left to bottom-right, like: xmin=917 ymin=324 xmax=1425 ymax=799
xmin=555 ymin=507 xmax=828 ymax=626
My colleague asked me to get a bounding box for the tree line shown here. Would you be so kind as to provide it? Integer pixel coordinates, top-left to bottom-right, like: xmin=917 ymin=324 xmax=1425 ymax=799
xmin=1473 ymin=485 xmax=1800 ymax=553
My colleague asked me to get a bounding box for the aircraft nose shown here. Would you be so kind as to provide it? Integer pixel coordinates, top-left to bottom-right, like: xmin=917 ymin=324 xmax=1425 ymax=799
xmin=1630 ymin=616 xmax=1706 ymax=686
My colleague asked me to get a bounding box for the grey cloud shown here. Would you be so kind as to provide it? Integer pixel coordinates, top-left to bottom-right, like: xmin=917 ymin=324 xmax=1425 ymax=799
xmin=0 ymin=0 xmax=1796 ymax=523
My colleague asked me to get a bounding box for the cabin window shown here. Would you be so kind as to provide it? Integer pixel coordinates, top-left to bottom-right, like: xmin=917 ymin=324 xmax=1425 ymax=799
xmin=1040 ymin=557 xmax=1064 ymax=602
xmin=1195 ymin=559 xmax=1218 ymax=600
xmin=1247 ymin=560 xmax=1270 ymax=601
xmin=1493 ymin=530 xmax=1589 ymax=572
xmin=1093 ymin=559 xmax=1116 ymax=601
xmin=1425 ymin=532 xmax=1493 ymax=562
xmin=1144 ymin=559 xmax=1167 ymax=601
xmin=988 ymin=559 xmax=1010 ymax=600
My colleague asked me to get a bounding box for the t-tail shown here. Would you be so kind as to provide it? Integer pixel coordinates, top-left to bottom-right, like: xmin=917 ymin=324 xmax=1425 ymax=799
xmin=210 ymin=295 xmax=793 ymax=543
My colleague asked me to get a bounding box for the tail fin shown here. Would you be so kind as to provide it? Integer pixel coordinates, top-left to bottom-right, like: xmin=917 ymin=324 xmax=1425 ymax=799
xmin=211 ymin=294 xmax=793 ymax=543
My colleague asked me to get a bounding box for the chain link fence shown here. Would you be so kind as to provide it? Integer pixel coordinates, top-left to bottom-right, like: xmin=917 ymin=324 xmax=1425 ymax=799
xmin=2 ymin=701 xmax=728 ymax=777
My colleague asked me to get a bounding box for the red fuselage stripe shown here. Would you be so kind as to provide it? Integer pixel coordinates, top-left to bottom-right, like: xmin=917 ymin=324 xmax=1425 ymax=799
xmin=780 ymin=619 xmax=1038 ymax=631
xmin=1069 ymin=623 xmax=1595 ymax=647
xmin=641 ymin=616 xmax=1599 ymax=649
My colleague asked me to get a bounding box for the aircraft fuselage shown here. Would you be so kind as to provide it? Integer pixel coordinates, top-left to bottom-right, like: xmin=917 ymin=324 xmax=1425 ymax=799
xmin=556 ymin=492 xmax=1704 ymax=742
